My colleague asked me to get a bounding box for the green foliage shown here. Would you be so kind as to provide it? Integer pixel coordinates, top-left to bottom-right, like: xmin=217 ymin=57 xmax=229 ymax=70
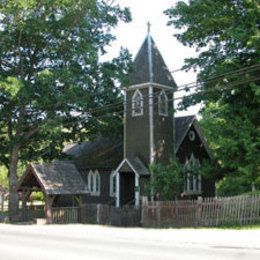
xmin=165 ymin=0 xmax=260 ymax=195
xmin=199 ymin=159 xmax=220 ymax=181
xmin=149 ymin=159 xmax=184 ymax=200
xmin=0 ymin=166 xmax=8 ymax=188
xmin=0 ymin=0 xmax=132 ymax=166
xmin=0 ymin=163 xmax=25 ymax=189
xmin=30 ymin=192 xmax=44 ymax=202
xmin=0 ymin=0 xmax=132 ymax=217
xmin=216 ymin=176 xmax=251 ymax=196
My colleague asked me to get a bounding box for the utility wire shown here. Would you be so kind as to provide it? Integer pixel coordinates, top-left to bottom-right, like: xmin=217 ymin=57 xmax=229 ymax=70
xmin=78 ymin=64 xmax=260 ymax=115
xmin=36 ymin=75 xmax=260 ymax=158
xmin=58 ymin=74 xmax=260 ymax=127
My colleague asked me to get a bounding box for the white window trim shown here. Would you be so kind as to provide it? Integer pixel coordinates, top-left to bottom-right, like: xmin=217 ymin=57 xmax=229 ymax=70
xmin=88 ymin=170 xmax=101 ymax=196
xmin=110 ymin=170 xmax=116 ymax=197
xmin=183 ymin=154 xmax=202 ymax=195
xmin=158 ymin=90 xmax=168 ymax=116
xmin=132 ymin=89 xmax=143 ymax=117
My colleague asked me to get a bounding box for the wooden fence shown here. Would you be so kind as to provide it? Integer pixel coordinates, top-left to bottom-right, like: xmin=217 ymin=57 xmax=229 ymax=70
xmin=52 ymin=207 xmax=80 ymax=224
xmin=142 ymin=195 xmax=260 ymax=227
xmin=26 ymin=205 xmax=45 ymax=220
xmin=1 ymin=194 xmax=258 ymax=227
xmin=50 ymin=204 xmax=141 ymax=226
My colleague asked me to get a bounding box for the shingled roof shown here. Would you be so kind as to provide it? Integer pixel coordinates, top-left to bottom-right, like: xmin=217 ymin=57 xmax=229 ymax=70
xmin=18 ymin=161 xmax=89 ymax=195
xmin=115 ymin=156 xmax=150 ymax=176
xmin=175 ymin=115 xmax=196 ymax=153
xmin=127 ymin=33 xmax=177 ymax=88
xmin=175 ymin=115 xmax=211 ymax=158
xmin=64 ymin=137 xmax=123 ymax=170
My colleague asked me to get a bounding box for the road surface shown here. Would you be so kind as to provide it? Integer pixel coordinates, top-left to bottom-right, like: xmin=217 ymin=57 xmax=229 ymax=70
xmin=0 ymin=224 xmax=259 ymax=260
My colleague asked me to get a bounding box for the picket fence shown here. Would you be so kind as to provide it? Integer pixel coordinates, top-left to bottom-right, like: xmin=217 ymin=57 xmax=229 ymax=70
xmin=51 ymin=204 xmax=141 ymax=226
xmin=142 ymin=195 xmax=260 ymax=227
xmin=1 ymin=194 xmax=259 ymax=227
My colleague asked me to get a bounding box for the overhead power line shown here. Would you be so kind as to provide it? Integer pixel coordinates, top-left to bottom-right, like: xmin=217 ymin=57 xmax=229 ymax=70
xmin=35 ymin=74 xmax=260 ymax=158
xmin=78 ymin=64 xmax=260 ymax=115
xmin=58 ymin=74 xmax=260 ymax=127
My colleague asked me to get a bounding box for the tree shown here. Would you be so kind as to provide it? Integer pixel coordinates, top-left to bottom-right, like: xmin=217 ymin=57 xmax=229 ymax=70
xmin=0 ymin=166 xmax=8 ymax=189
xmin=165 ymin=0 xmax=260 ymax=195
xmin=149 ymin=159 xmax=184 ymax=200
xmin=0 ymin=0 xmax=131 ymax=221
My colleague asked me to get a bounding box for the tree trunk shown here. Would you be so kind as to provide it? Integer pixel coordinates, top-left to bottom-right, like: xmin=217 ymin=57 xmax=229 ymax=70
xmin=8 ymin=145 xmax=20 ymax=222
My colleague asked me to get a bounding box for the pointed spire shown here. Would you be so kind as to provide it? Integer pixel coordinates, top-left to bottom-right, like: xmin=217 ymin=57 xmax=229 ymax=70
xmin=127 ymin=26 xmax=177 ymax=89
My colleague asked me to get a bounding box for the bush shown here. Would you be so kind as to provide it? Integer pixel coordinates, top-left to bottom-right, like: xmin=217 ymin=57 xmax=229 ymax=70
xmin=149 ymin=158 xmax=184 ymax=200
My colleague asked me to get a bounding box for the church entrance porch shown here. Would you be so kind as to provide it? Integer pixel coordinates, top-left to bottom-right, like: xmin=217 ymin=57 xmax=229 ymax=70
xmin=119 ymin=172 xmax=135 ymax=206
xmin=114 ymin=157 xmax=150 ymax=208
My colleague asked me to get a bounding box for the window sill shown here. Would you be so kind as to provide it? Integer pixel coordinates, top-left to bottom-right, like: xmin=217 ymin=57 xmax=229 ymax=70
xmin=182 ymin=191 xmax=202 ymax=196
xmin=132 ymin=113 xmax=143 ymax=117
xmin=89 ymin=192 xmax=100 ymax=196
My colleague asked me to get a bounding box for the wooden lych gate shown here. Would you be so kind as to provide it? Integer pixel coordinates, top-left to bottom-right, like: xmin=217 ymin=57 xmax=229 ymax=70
xmin=17 ymin=161 xmax=89 ymax=223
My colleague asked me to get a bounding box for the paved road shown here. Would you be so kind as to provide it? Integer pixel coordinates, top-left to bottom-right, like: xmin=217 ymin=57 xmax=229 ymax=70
xmin=0 ymin=224 xmax=259 ymax=260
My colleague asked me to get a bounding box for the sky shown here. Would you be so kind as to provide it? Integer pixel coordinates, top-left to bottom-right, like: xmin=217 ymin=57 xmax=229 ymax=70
xmin=103 ymin=0 xmax=202 ymax=116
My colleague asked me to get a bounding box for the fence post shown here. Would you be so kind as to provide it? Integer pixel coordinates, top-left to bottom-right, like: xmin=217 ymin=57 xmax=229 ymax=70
xmin=97 ymin=204 xmax=101 ymax=224
xmin=141 ymin=196 xmax=148 ymax=226
xmin=156 ymin=201 xmax=161 ymax=227
xmin=45 ymin=195 xmax=55 ymax=224
xmin=196 ymin=196 xmax=203 ymax=227
xmin=0 ymin=193 xmax=4 ymax=212
xmin=76 ymin=195 xmax=83 ymax=223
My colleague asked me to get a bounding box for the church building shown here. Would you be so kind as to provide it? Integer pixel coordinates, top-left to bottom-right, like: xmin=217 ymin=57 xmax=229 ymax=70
xmin=65 ymin=30 xmax=215 ymax=207
xmin=18 ymin=30 xmax=215 ymax=209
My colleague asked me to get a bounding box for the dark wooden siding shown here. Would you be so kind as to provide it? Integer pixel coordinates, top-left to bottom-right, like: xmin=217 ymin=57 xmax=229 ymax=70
xmin=176 ymin=125 xmax=215 ymax=197
xmin=153 ymin=88 xmax=174 ymax=164
xmin=81 ymin=169 xmax=115 ymax=205
xmin=125 ymin=88 xmax=150 ymax=165
xmin=176 ymin=125 xmax=209 ymax=163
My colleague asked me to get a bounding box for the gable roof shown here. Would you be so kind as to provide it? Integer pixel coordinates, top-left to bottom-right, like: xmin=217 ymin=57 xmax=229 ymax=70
xmin=127 ymin=33 xmax=177 ymax=88
xmin=115 ymin=156 xmax=150 ymax=176
xmin=175 ymin=115 xmax=196 ymax=153
xmin=18 ymin=161 xmax=89 ymax=195
xmin=175 ymin=115 xmax=211 ymax=158
xmin=64 ymin=137 xmax=123 ymax=170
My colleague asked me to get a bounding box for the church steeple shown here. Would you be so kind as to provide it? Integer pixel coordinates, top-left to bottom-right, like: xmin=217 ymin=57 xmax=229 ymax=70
xmin=124 ymin=28 xmax=176 ymax=166
xmin=127 ymin=26 xmax=177 ymax=89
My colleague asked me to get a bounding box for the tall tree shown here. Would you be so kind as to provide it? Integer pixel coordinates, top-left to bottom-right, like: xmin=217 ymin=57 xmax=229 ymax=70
xmin=165 ymin=0 xmax=260 ymax=194
xmin=0 ymin=0 xmax=131 ymax=221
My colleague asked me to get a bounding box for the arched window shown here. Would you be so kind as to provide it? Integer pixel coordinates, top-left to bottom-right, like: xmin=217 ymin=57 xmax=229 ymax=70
xmin=110 ymin=171 xmax=116 ymax=197
xmin=132 ymin=89 xmax=143 ymax=116
xmin=158 ymin=90 xmax=168 ymax=116
xmin=184 ymin=154 xmax=201 ymax=194
xmin=95 ymin=170 xmax=101 ymax=194
xmin=88 ymin=170 xmax=95 ymax=193
xmin=88 ymin=170 xmax=101 ymax=196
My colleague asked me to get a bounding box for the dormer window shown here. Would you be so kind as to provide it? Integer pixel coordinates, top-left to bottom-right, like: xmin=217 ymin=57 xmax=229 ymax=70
xmin=158 ymin=90 xmax=168 ymax=116
xmin=132 ymin=89 xmax=143 ymax=116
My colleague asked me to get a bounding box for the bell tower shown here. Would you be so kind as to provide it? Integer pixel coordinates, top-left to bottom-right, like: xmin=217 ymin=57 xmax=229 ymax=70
xmin=124 ymin=25 xmax=177 ymax=166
